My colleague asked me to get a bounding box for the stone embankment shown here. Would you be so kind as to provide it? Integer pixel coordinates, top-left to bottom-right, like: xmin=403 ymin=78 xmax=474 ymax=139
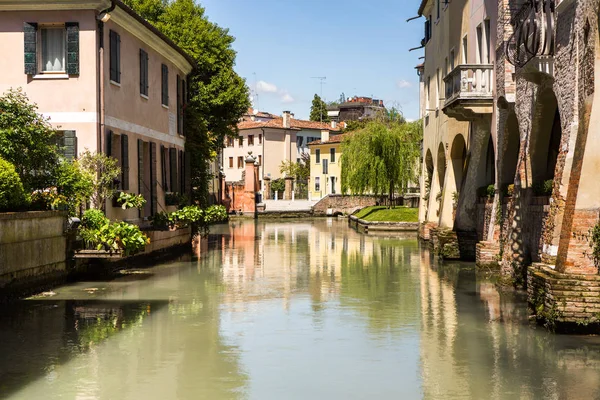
xmin=349 ymin=215 xmax=419 ymax=233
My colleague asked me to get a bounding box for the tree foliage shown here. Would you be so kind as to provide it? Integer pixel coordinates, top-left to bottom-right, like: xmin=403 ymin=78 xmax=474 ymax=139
xmin=279 ymin=153 xmax=310 ymax=180
xmin=309 ymin=94 xmax=330 ymax=122
xmin=79 ymin=151 xmax=121 ymax=210
xmin=340 ymin=120 xmax=422 ymax=204
xmin=0 ymin=88 xmax=59 ymax=191
xmin=122 ymin=0 xmax=250 ymax=205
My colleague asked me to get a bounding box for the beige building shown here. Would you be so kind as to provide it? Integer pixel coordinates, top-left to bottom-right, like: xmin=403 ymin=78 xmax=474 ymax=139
xmin=0 ymin=0 xmax=194 ymax=221
xmin=223 ymin=111 xmax=339 ymax=196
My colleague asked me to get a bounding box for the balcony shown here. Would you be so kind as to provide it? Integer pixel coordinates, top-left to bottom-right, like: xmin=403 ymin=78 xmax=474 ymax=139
xmin=506 ymin=0 xmax=555 ymax=82
xmin=442 ymin=64 xmax=494 ymax=120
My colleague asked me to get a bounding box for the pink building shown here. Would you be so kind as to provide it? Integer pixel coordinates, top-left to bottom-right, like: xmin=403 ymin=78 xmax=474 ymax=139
xmin=0 ymin=0 xmax=194 ymax=221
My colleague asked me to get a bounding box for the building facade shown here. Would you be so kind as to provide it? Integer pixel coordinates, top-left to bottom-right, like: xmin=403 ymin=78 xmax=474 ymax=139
xmin=0 ymin=0 xmax=194 ymax=221
xmin=308 ymin=132 xmax=343 ymax=200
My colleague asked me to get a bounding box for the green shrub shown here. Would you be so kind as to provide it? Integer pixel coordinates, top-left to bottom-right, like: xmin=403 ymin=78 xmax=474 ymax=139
xmin=0 ymin=157 xmax=27 ymax=211
xmin=149 ymin=211 xmax=172 ymax=230
xmin=30 ymin=188 xmax=67 ymax=211
xmin=116 ymin=192 xmax=146 ymax=209
xmin=80 ymin=220 xmax=149 ymax=256
xmin=533 ymin=179 xmax=553 ymax=196
xmin=81 ymin=209 xmax=109 ymax=230
xmin=477 ymin=184 xmax=495 ymax=199
xmin=204 ymin=205 xmax=227 ymax=223
xmin=54 ymin=159 xmax=93 ymax=215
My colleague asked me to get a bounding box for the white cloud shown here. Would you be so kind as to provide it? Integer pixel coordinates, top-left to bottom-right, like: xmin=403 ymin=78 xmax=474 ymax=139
xmin=396 ymin=79 xmax=412 ymax=89
xmin=256 ymin=80 xmax=278 ymax=93
xmin=281 ymin=93 xmax=295 ymax=103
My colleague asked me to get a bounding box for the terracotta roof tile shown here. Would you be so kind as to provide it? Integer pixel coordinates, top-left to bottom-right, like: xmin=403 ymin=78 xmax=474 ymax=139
xmin=307 ymin=134 xmax=345 ymax=146
xmin=237 ymin=116 xmax=341 ymax=131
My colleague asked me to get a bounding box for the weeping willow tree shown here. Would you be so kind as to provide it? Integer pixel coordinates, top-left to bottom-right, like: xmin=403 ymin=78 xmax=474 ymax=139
xmin=340 ymin=120 xmax=422 ymax=206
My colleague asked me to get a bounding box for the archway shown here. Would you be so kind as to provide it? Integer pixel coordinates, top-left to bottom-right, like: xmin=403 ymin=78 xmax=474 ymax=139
xmin=501 ymin=111 xmax=520 ymax=186
xmin=425 ymin=149 xmax=434 ymax=199
xmin=437 ymin=143 xmax=446 ymax=191
xmin=450 ymin=134 xmax=467 ymax=194
xmin=484 ymin=135 xmax=495 ymax=187
xmin=530 ymin=91 xmax=560 ymax=187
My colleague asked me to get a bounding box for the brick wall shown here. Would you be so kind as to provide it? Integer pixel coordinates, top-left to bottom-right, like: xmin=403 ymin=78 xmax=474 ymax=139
xmin=312 ymin=195 xmax=377 ymax=215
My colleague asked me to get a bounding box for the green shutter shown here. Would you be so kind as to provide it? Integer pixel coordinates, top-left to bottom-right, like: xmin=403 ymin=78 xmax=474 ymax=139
xmin=169 ymin=147 xmax=177 ymax=193
xmin=179 ymin=149 xmax=184 ymax=196
xmin=184 ymin=149 xmax=191 ymax=196
xmin=150 ymin=142 xmax=157 ymax=215
xmin=176 ymin=75 xmax=181 ymax=134
xmin=63 ymin=130 xmax=77 ymax=160
xmin=106 ymin=130 xmax=113 ymax=156
xmin=138 ymin=139 xmax=144 ymax=217
xmin=140 ymin=49 xmax=148 ymax=96
xmin=110 ymin=30 xmax=120 ymax=83
xmin=65 ymin=22 xmax=79 ymax=75
xmin=24 ymin=22 xmax=37 ymax=75
xmin=121 ymin=134 xmax=129 ymax=190
xmin=161 ymin=64 xmax=168 ymax=106
xmin=160 ymin=144 xmax=168 ymax=191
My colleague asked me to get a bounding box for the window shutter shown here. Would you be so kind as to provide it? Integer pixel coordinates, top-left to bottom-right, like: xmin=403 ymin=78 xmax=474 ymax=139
xmin=179 ymin=149 xmax=184 ymax=196
xmin=116 ymin=33 xmax=121 ymax=82
xmin=121 ymin=134 xmax=129 ymax=190
xmin=106 ymin=130 xmax=113 ymax=156
xmin=65 ymin=22 xmax=79 ymax=75
xmin=24 ymin=22 xmax=37 ymax=74
xmin=138 ymin=139 xmax=144 ymax=197
xmin=160 ymin=144 xmax=168 ymax=191
xmin=161 ymin=64 xmax=169 ymax=106
xmin=139 ymin=49 xmax=144 ymax=94
xmin=184 ymin=149 xmax=191 ymax=196
xmin=63 ymin=130 xmax=77 ymax=160
xmin=109 ymin=30 xmax=116 ymax=81
xmin=176 ymin=75 xmax=181 ymax=134
xmin=169 ymin=147 xmax=177 ymax=193
xmin=150 ymin=142 xmax=157 ymax=215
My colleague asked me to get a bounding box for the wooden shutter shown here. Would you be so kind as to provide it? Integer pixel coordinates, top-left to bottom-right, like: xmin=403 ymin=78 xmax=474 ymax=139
xmin=169 ymin=148 xmax=177 ymax=193
xmin=24 ymin=22 xmax=37 ymax=74
xmin=176 ymin=75 xmax=181 ymax=134
xmin=106 ymin=130 xmax=113 ymax=156
xmin=160 ymin=144 xmax=168 ymax=191
xmin=110 ymin=30 xmax=120 ymax=82
xmin=139 ymin=49 xmax=148 ymax=96
xmin=179 ymin=149 xmax=184 ymax=196
xmin=121 ymin=134 xmax=129 ymax=190
xmin=161 ymin=64 xmax=168 ymax=106
xmin=138 ymin=138 xmax=144 ymax=196
xmin=65 ymin=22 xmax=79 ymax=75
xmin=150 ymin=142 xmax=157 ymax=215
xmin=184 ymin=149 xmax=191 ymax=196
xmin=63 ymin=130 xmax=77 ymax=160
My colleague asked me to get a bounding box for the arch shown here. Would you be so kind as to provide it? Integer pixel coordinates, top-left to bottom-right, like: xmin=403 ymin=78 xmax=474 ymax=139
xmin=501 ymin=111 xmax=520 ymax=185
xmin=437 ymin=143 xmax=447 ymax=190
xmin=530 ymin=90 xmax=560 ymax=184
xmin=450 ymin=134 xmax=467 ymax=193
xmin=484 ymin=135 xmax=496 ymax=187
xmin=425 ymin=149 xmax=434 ymax=200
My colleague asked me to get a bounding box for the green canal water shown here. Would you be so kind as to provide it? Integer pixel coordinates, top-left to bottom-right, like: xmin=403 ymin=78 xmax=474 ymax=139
xmin=1 ymin=219 xmax=600 ymax=399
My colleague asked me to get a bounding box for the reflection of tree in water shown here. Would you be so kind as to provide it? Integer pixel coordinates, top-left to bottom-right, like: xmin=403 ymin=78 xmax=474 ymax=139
xmin=338 ymin=238 xmax=421 ymax=333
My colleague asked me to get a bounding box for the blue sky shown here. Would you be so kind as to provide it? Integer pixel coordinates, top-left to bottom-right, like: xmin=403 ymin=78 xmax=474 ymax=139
xmin=200 ymin=0 xmax=423 ymax=121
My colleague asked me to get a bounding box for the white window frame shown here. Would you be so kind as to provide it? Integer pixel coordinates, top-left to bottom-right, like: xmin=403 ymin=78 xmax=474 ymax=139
xmin=38 ymin=24 xmax=66 ymax=74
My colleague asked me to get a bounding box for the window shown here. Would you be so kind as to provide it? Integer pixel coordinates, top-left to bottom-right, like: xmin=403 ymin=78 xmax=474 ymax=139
xmin=177 ymin=75 xmax=183 ymax=134
xmin=248 ymin=135 xmax=254 ymax=145
xmin=426 ymin=76 xmax=430 ymax=110
xmin=238 ymin=137 xmax=243 ymax=147
xmin=140 ymin=49 xmax=148 ymax=96
xmin=484 ymin=19 xmax=491 ymax=64
xmin=322 ymin=159 xmax=329 ymax=175
xmin=476 ymin=25 xmax=483 ymax=64
xmin=229 ymin=157 xmax=233 ymax=168
xmin=315 ymin=177 xmax=320 ymax=192
xmin=330 ymin=148 xmax=336 ymax=163
xmin=450 ymin=49 xmax=455 ymax=70
xmin=297 ymin=136 xmax=304 ymax=147
xmin=237 ymin=156 xmax=243 ymax=169
xmin=41 ymin=27 xmax=65 ymax=72
xmin=436 ymin=68 xmax=440 ymax=109
xmin=161 ymin=64 xmax=169 ymax=106
xmin=169 ymin=148 xmax=178 ymax=192
xmin=259 ymin=134 xmax=262 ymax=144
xmin=424 ymin=16 xmax=432 ymax=43
xmin=462 ymin=35 xmax=468 ymax=64
xmin=316 ymin=149 xmax=321 ymax=164
xmin=53 ymin=130 xmax=77 ymax=160
xmin=258 ymin=155 xmax=262 ymax=166
xmin=110 ymin=30 xmax=120 ymax=83
xmin=436 ymin=0 xmax=440 ymax=20
xmin=121 ymin=134 xmax=129 ymax=190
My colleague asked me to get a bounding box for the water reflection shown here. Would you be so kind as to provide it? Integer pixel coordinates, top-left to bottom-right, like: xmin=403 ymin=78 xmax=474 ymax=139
xmin=1 ymin=219 xmax=599 ymax=399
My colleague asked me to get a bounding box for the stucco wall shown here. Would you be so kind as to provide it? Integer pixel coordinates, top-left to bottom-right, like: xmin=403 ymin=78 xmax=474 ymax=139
xmin=309 ymin=142 xmax=342 ymax=200
xmin=0 ymin=211 xmax=67 ymax=290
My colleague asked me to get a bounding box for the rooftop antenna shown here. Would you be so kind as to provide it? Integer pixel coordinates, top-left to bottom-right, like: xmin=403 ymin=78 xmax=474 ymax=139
xmin=253 ymin=72 xmax=260 ymax=112
xmin=311 ymin=76 xmax=327 ymax=122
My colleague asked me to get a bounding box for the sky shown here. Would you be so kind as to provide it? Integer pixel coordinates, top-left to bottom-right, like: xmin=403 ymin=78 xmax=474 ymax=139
xmin=199 ymin=0 xmax=424 ymax=121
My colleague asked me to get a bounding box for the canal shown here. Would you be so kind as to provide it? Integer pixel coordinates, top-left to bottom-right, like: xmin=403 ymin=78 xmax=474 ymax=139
xmin=1 ymin=219 xmax=600 ymax=399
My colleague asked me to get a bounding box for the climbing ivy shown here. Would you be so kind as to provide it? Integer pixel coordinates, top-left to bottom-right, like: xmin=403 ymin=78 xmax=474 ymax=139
xmin=588 ymin=222 xmax=600 ymax=271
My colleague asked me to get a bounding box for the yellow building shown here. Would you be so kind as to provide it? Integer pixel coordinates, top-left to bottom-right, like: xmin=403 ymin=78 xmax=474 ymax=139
xmin=308 ymin=132 xmax=344 ymax=200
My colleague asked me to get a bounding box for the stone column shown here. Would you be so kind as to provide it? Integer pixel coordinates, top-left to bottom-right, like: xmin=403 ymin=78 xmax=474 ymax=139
xmin=284 ymin=177 xmax=294 ymax=200
xmin=220 ymin=172 xmax=226 ymax=203
xmin=264 ymin=177 xmax=272 ymax=200
xmin=244 ymin=155 xmax=256 ymax=214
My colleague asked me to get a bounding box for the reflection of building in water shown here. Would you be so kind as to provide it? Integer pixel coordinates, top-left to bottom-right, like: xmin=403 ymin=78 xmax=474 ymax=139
xmin=418 ymin=250 xmax=600 ymax=399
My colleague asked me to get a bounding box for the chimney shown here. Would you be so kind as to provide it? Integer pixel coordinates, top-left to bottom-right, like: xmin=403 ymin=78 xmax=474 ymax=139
xmin=331 ymin=120 xmax=337 ymax=129
xmin=282 ymin=111 xmax=291 ymax=128
xmin=321 ymin=129 xmax=330 ymax=143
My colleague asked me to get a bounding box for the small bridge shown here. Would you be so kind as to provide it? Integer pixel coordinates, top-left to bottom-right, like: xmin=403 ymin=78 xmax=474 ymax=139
xmin=312 ymin=195 xmax=379 ymax=217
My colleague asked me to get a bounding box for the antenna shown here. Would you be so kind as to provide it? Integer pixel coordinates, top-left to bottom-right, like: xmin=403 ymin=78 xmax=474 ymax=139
xmin=311 ymin=76 xmax=327 ymax=122
xmin=253 ymin=72 xmax=260 ymax=112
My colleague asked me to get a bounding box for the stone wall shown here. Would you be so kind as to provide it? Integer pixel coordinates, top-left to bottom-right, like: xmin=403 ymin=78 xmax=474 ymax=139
xmin=0 ymin=211 xmax=67 ymax=291
xmin=528 ymin=263 xmax=600 ymax=327
xmin=312 ymin=195 xmax=378 ymax=216
xmin=144 ymin=227 xmax=191 ymax=254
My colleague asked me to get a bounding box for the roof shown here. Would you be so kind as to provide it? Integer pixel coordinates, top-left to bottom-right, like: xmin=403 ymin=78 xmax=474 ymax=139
xmin=307 ymin=134 xmax=345 ymax=146
xmin=418 ymin=0 xmax=429 ymax=16
xmin=237 ymin=117 xmax=341 ymax=132
xmin=115 ymin=0 xmax=196 ymax=69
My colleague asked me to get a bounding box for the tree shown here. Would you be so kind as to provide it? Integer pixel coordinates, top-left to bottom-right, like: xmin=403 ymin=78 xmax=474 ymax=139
xmin=79 ymin=151 xmax=121 ymax=210
xmin=279 ymin=153 xmax=309 ymax=181
xmin=340 ymin=120 xmax=422 ymax=206
xmin=309 ymin=94 xmax=329 ymax=122
xmin=122 ymin=0 xmax=250 ymax=205
xmin=0 ymin=88 xmax=59 ymax=191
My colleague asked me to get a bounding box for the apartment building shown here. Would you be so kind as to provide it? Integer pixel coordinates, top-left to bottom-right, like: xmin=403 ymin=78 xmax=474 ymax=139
xmin=0 ymin=0 xmax=194 ymax=221
xmin=307 ymin=132 xmax=343 ymax=200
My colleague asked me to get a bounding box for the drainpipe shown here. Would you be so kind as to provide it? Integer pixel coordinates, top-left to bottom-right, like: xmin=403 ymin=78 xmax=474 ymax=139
xmin=97 ymin=1 xmax=116 ymax=154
